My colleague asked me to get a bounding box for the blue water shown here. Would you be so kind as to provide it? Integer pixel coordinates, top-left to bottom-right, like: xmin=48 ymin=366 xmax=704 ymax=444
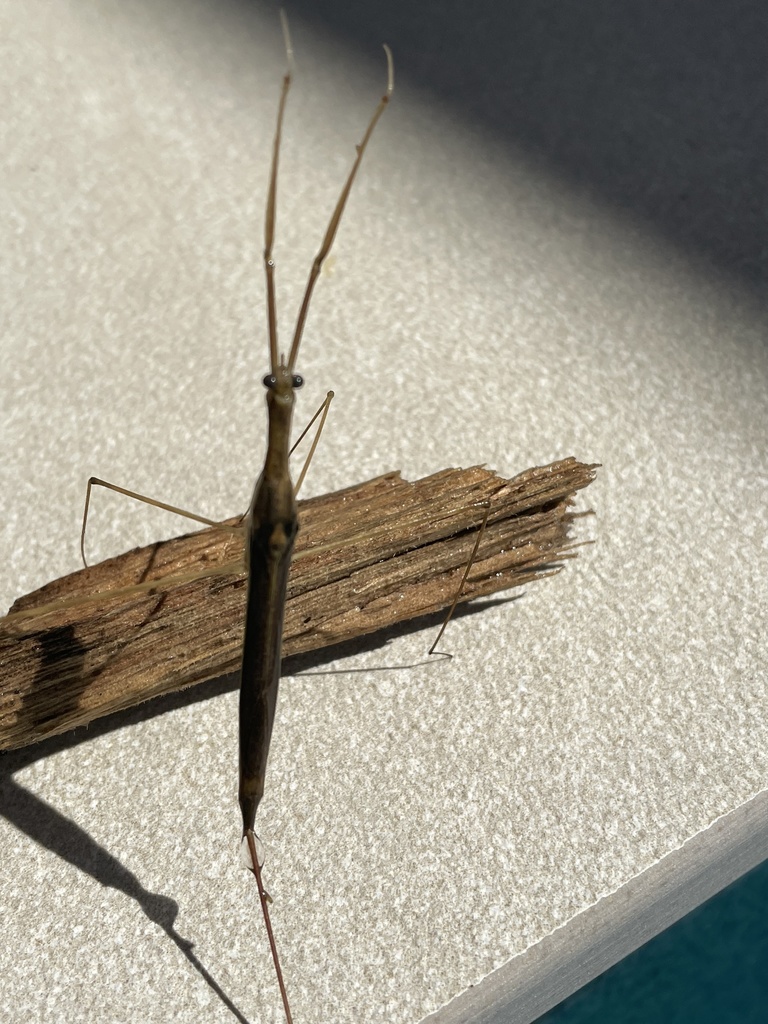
xmin=533 ymin=857 xmax=768 ymax=1024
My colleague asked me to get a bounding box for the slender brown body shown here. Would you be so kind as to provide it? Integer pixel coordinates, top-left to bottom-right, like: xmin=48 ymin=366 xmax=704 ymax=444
xmin=239 ymin=383 xmax=298 ymax=835
xmin=236 ymin=36 xmax=392 ymax=850
xmin=234 ymin=28 xmax=392 ymax=1021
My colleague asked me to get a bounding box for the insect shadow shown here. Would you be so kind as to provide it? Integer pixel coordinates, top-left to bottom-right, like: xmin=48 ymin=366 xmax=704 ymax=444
xmin=0 ymin=766 xmax=253 ymax=1023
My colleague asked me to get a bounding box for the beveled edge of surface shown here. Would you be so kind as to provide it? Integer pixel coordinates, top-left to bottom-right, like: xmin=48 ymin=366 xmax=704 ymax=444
xmin=421 ymin=789 xmax=768 ymax=1024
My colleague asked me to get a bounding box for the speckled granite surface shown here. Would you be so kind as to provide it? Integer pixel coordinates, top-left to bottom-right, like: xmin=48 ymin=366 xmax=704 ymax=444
xmin=1 ymin=2 xmax=766 ymax=1023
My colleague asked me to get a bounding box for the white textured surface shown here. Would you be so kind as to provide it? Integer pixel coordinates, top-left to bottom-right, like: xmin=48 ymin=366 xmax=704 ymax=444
xmin=1 ymin=2 xmax=767 ymax=1023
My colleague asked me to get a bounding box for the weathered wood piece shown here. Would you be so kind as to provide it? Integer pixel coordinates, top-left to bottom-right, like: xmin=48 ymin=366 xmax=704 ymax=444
xmin=0 ymin=458 xmax=597 ymax=750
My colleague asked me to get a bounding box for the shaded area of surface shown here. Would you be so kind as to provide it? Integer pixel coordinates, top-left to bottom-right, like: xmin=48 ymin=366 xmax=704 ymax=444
xmin=0 ymin=772 xmax=254 ymax=1024
xmin=534 ymin=856 xmax=768 ymax=1024
xmin=283 ymin=0 xmax=767 ymax=295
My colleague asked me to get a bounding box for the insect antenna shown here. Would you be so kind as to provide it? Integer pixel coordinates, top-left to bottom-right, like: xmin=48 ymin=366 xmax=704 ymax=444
xmin=287 ymin=44 xmax=394 ymax=371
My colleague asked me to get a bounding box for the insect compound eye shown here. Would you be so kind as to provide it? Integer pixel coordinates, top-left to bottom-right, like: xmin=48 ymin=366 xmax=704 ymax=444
xmin=291 ymin=373 xmax=304 ymax=389
xmin=262 ymin=373 xmax=278 ymax=390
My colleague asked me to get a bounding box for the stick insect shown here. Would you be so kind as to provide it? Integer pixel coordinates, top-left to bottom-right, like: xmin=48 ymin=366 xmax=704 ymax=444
xmin=73 ymin=20 xmax=394 ymax=1023
xmin=236 ymin=29 xmax=391 ymax=1021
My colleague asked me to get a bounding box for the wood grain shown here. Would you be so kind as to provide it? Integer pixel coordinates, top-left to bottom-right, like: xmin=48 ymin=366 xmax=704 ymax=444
xmin=0 ymin=458 xmax=597 ymax=750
